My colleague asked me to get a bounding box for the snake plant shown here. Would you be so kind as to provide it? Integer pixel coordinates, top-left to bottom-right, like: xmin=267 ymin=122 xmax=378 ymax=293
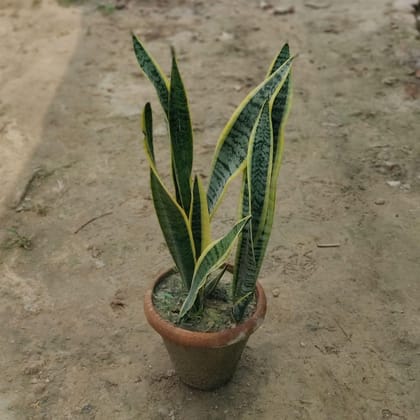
xmin=133 ymin=35 xmax=292 ymax=322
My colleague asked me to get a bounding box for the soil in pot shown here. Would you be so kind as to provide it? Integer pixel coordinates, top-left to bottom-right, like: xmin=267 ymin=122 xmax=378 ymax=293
xmin=152 ymin=268 xmax=257 ymax=333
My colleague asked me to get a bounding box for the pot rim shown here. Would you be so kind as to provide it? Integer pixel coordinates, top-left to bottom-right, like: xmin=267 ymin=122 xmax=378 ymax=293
xmin=143 ymin=265 xmax=267 ymax=348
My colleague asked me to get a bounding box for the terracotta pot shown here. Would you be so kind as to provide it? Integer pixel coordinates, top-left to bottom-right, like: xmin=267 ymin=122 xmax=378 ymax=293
xmin=143 ymin=267 xmax=267 ymax=390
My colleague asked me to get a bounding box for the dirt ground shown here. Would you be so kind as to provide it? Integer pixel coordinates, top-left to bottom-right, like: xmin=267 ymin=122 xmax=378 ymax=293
xmin=0 ymin=0 xmax=419 ymax=419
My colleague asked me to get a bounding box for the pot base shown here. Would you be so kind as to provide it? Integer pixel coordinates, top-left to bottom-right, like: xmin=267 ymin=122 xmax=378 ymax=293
xmin=163 ymin=338 xmax=248 ymax=390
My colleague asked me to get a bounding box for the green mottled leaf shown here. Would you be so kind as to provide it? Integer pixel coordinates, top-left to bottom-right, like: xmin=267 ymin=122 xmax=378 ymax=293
xmin=206 ymin=56 xmax=293 ymax=215
xmin=232 ymin=45 xmax=293 ymax=320
xmin=142 ymin=103 xmax=195 ymax=289
xmin=132 ymin=34 xmax=169 ymax=116
xmin=267 ymin=43 xmax=291 ymax=165
xmin=267 ymin=43 xmax=290 ymax=78
xmin=150 ymin=170 xmax=196 ymax=289
xmin=232 ymin=101 xmax=273 ymax=320
xmin=169 ymin=49 xmax=193 ymax=214
xmin=247 ymin=101 xmax=273 ymax=241
xmin=232 ymin=171 xmax=250 ymax=299
xmin=232 ymin=213 xmax=256 ymax=305
xmin=179 ymin=216 xmax=251 ymax=319
xmin=254 ymin=49 xmax=293 ymax=273
xmin=190 ymin=175 xmax=211 ymax=258
xmin=204 ymin=265 xmax=228 ymax=297
xmin=142 ymin=102 xmax=154 ymax=162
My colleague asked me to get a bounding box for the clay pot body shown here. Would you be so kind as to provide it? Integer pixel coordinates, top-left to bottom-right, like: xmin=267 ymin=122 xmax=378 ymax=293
xmin=144 ymin=268 xmax=267 ymax=390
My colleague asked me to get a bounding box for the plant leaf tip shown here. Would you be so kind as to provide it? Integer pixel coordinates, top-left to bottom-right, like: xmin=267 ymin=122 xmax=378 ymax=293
xmin=170 ymin=45 xmax=176 ymax=59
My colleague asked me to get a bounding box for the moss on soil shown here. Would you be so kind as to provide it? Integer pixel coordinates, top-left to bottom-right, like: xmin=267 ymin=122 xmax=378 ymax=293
xmin=152 ymin=269 xmax=256 ymax=333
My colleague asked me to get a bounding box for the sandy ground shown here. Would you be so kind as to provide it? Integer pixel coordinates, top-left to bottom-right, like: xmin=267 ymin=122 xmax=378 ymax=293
xmin=0 ymin=0 xmax=419 ymax=419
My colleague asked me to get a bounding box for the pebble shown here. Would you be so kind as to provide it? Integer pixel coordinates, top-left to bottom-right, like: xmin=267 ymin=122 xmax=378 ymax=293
xmin=80 ymin=403 xmax=94 ymax=414
xmin=217 ymin=32 xmax=234 ymax=42
xmin=259 ymin=1 xmax=272 ymax=10
xmin=94 ymin=259 xmax=105 ymax=269
xmin=272 ymin=288 xmax=280 ymax=297
xmin=386 ymin=180 xmax=401 ymax=187
xmin=374 ymin=199 xmax=385 ymax=205
xmin=382 ymin=76 xmax=398 ymax=86
xmin=272 ymin=6 xmax=295 ymax=15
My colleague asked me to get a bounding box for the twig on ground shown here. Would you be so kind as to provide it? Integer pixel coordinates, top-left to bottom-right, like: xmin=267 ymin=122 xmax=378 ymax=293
xmin=334 ymin=319 xmax=352 ymax=342
xmin=304 ymin=2 xmax=331 ymax=9
xmin=316 ymin=243 xmax=341 ymax=248
xmin=74 ymin=211 xmax=113 ymax=234
xmin=314 ymin=344 xmax=325 ymax=354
